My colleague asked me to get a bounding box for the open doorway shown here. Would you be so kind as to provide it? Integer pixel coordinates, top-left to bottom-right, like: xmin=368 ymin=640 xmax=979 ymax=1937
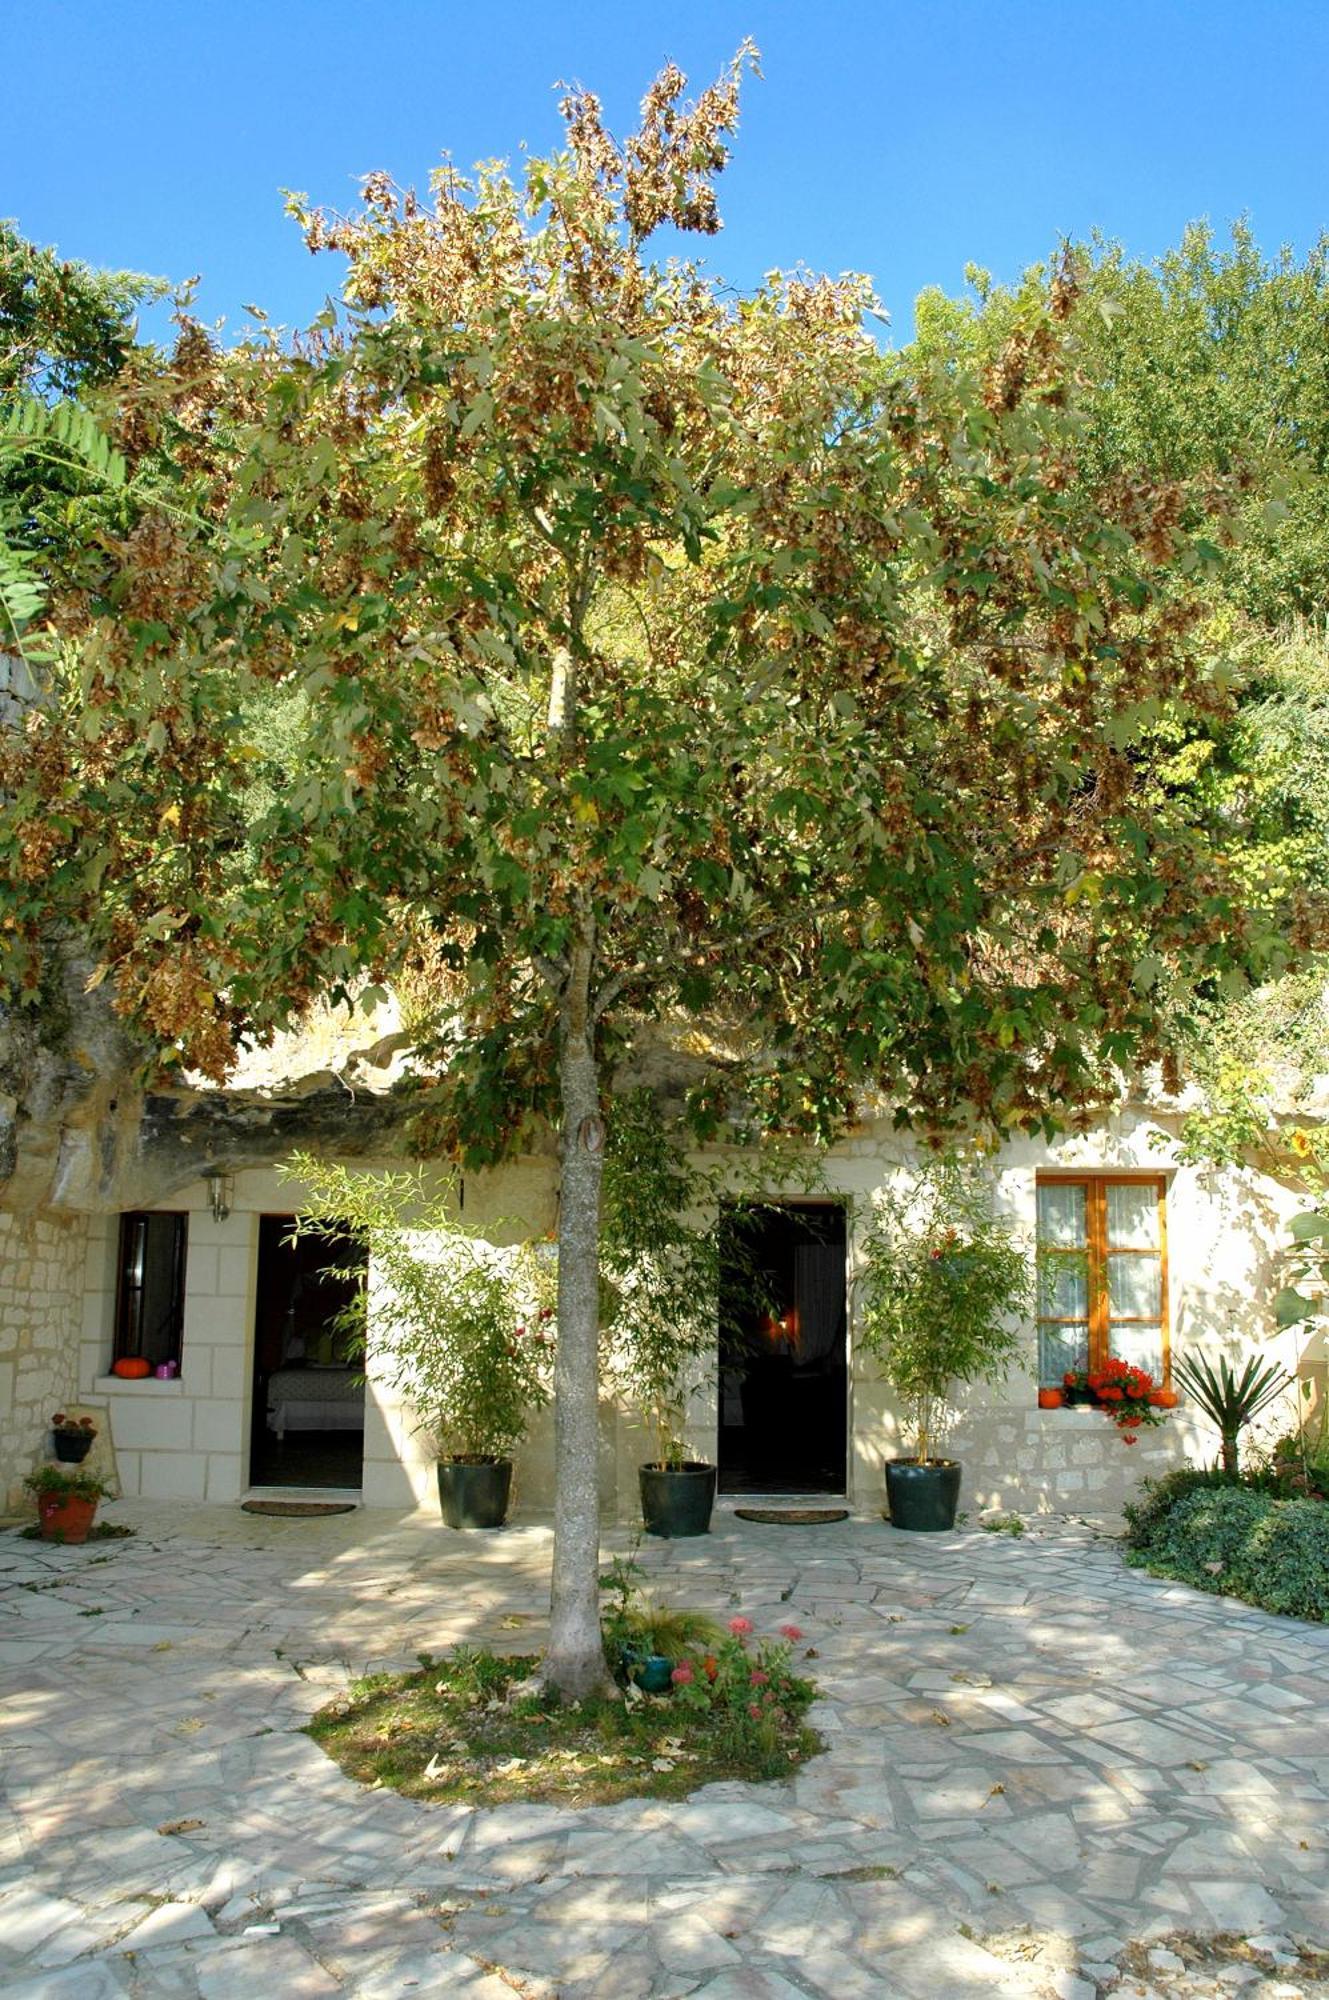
xmin=249 ymin=1216 xmax=367 ymax=1489
xmin=719 ymin=1200 xmax=848 ymax=1494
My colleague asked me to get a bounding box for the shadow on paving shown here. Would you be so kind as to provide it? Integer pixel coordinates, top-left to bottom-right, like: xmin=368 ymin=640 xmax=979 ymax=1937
xmin=1 ymin=1502 xmax=1327 ymax=1997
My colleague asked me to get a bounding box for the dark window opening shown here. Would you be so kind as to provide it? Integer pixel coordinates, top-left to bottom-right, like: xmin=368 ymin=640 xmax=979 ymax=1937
xmin=115 ymin=1212 xmax=188 ymax=1369
xmin=719 ymin=1200 xmax=848 ymax=1495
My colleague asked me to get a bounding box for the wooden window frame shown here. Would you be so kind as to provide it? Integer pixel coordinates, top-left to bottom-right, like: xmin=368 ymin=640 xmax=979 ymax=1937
xmin=1036 ymin=1173 xmax=1170 ymax=1388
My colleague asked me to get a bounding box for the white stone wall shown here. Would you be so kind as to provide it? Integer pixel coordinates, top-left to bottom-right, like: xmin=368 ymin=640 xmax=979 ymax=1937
xmin=837 ymin=1108 xmax=1308 ymax=1518
xmin=0 ymin=1211 xmax=88 ymax=1513
xmin=78 ymin=1193 xmax=258 ymax=1503
xmin=11 ymin=1104 xmax=1318 ymax=1525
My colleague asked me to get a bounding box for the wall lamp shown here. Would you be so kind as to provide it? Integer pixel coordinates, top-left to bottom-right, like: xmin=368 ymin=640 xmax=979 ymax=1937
xmin=203 ymin=1167 xmax=235 ymax=1224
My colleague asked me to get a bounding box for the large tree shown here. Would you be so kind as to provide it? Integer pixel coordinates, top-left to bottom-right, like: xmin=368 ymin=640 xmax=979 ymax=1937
xmin=0 ymin=223 xmax=165 ymax=659
xmin=912 ymin=223 xmax=1329 ymax=626
xmin=0 ymin=58 xmax=1307 ymax=1693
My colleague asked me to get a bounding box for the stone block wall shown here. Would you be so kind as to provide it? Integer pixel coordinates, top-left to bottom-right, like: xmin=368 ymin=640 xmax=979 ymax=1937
xmin=11 ymin=1103 xmax=1311 ymax=1526
xmin=0 ymin=1210 xmax=88 ymax=1513
xmin=79 ymin=1192 xmax=262 ymax=1503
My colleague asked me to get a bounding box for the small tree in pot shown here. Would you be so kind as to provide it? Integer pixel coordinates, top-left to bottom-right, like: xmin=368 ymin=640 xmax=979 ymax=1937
xmin=856 ymin=1158 xmax=1030 ymax=1530
xmin=288 ymin=1156 xmax=552 ymax=1528
xmin=600 ymin=1095 xmax=726 ymax=1537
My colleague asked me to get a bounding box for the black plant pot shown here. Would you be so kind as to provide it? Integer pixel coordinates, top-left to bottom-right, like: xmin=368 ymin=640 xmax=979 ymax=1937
xmin=436 ymin=1457 xmax=512 ymax=1530
xmin=52 ymin=1431 xmax=95 ymax=1464
xmin=884 ymin=1458 xmax=962 ymax=1532
xmin=639 ymin=1461 xmax=717 ymax=1538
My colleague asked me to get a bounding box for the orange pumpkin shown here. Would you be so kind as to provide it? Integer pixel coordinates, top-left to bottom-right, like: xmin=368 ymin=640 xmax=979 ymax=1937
xmin=111 ymin=1356 xmax=151 ymax=1379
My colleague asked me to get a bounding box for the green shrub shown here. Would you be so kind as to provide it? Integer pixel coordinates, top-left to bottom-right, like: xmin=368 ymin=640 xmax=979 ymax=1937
xmin=1268 ymin=1429 xmax=1329 ymax=1499
xmin=1122 ymin=1466 xmax=1241 ymax=1549
xmin=1227 ymin=1500 xmax=1329 ymax=1620
xmin=1134 ymin=1484 xmax=1269 ymax=1580
xmin=23 ymin=1464 xmax=112 ymax=1502
xmin=1126 ymin=1480 xmax=1329 ymax=1622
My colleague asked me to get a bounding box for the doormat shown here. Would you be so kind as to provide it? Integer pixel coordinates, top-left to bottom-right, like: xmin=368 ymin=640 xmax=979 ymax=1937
xmin=734 ymin=1507 xmax=850 ymax=1525
xmin=241 ymin=1500 xmax=357 ymax=1518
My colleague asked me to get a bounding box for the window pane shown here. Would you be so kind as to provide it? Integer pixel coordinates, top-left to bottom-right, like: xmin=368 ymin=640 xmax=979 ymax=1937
xmin=1110 ymin=1322 xmax=1163 ymax=1381
xmin=1039 ymin=1321 xmax=1089 ymax=1386
xmin=1037 ymin=1255 xmax=1089 ymax=1320
xmin=116 ymin=1212 xmax=188 ymax=1367
xmin=1106 ymin=1182 xmax=1160 ymax=1248
xmin=1108 ymin=1252 xmax=1161 ymax=1319
xmin=1037 ymin=1182 xmax=1087 ymax=1249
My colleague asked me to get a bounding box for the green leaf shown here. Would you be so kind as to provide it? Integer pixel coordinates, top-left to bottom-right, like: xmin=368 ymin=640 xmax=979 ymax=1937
xmin=1275 ymin=1285 xmax=1318 ymax=1328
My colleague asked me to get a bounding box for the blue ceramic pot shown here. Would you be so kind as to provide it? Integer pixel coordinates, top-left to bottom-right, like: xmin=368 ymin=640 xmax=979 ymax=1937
xmin=634 ymin=1654 xmax=674 ymax=1694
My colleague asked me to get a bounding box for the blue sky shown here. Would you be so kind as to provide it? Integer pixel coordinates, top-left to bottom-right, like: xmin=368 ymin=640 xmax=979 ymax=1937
xmin=8 ymin=1 xmax=1329 ymax=342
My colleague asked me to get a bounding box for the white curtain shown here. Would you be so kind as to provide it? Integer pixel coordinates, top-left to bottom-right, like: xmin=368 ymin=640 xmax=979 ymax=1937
xmin=793 ymin=1243 xmax=845 ymax=1365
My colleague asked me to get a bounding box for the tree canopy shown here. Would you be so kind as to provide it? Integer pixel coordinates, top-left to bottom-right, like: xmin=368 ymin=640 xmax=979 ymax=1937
xmin=912 ymin=223 xmax=1329 ymax=627
xmin=0 ymin=222 xmax=165 ymax=662
xmin=0 ymin=58 xmax=1318 ymax=1691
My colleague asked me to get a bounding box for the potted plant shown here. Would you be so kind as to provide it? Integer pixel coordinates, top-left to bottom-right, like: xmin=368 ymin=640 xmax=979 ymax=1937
xmin=601 ymin=1094 xmax=727 ymax=1537
xmin=24 ymin=1464 xmax=112 ymax=1543
xmin=285 ymin=1156 xmax=552 ymax=1529
xmin=1086 ymin=1357 xmax=1170 ymax=1444
xmin=599 ymin=1552 xmax=724 ymax=1687
xmin=1062 ymin=1360 xmax=1176 ymax=1439
xmin=856 ymin=1158 xmax=1031 ymax=1531
xmin=50 ymin=1412 xmax=98 ymax=1463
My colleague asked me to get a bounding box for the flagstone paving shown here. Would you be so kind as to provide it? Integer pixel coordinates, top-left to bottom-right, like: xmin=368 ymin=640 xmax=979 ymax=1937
xmin=1 ymin=1502 xmax=1327 ymax=1998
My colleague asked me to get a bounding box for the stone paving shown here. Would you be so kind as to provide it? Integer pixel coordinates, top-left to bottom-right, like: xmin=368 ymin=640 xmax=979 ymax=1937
xmin=1 ymin=1501 xmax=1327 ymax=1999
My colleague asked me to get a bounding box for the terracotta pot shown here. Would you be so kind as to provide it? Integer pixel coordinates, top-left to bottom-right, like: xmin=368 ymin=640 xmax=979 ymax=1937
xmin=1037 ymin=1387 xmax=1064 ymax=1409
xmin=36 ymin=1493 xmax=99 ymax=1544
xmin=1149 ymin=1388 xmax=1178 ymax=1409
xmin=111 ymin=1357 xmax=151 ymax=1379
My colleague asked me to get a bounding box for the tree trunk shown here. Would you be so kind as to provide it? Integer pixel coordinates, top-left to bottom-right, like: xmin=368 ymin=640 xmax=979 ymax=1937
xmin=1221 ymin=1431 xmax=1239 ymax=1477
xmin=543 ymin=926 xmax=614 ymax=1700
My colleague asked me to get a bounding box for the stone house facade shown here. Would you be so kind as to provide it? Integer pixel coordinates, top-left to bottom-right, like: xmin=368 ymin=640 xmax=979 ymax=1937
xmin=2 ymin=1094 xmax=1319 ymax=1524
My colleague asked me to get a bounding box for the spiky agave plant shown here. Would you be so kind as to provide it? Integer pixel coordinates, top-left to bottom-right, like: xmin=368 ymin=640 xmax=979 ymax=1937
xmin=1173 ymin=1350 xmax=1291 ymax=1475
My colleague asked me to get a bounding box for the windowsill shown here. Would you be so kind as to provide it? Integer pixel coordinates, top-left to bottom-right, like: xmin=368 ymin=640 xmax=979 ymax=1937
xmin=94 ymin=1374 xmax=188 ymax=1395
xmin=1036 ymin=1398 xmax=1175 ymax=1414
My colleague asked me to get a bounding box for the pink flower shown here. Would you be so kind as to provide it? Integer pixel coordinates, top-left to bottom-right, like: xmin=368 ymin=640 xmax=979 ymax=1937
xmin=778 ymin=1624 xmax=803 ymax=1642
xmin=748 ymin=1703 xmax=762 ymax=1719
xmin=749 ymin=1669 xmax=770 ymax=1687
xmin=728 ymin=1616 xmax=753 ymax=1636
xmin=670 ymin=1662 xmax=694 ymax=1686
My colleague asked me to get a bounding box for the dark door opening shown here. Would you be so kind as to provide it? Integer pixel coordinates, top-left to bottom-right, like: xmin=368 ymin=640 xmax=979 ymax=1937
xmin=719 ymin=1201 xmax=848 ymax=1494
xmin=249 ymin=1216 xmax=367 ymax=1489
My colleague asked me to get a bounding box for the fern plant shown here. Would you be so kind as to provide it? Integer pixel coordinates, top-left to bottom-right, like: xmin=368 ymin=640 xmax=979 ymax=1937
xmin=0 ymin=393 xmax=126 ymax=661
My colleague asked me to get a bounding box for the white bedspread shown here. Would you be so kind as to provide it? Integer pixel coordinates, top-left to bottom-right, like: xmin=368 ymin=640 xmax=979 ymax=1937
xmin=266 ymin=1366 xmax=364 ymax=1440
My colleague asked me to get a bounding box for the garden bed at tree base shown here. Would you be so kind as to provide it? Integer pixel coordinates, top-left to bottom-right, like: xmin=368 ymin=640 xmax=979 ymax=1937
xmin=307 ymin=1648 xmax=823 ymax=1808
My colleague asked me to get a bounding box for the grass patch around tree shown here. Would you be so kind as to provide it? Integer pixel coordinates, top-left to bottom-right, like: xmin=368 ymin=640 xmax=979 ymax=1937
xmin=307 ymin=1626 xmax=823 ymax=1809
